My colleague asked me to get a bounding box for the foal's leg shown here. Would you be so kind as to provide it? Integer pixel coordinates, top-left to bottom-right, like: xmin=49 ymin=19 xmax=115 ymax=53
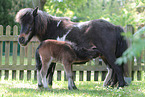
xmin=41 ymin=57 xmax=53 ymax=89
xmin=63 ymin=62 xmax=77 ymax=90
xmin=37 ymin=70 xmax=43 ymax=88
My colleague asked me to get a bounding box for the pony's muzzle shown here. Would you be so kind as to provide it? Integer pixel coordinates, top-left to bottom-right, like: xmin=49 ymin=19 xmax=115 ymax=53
xmin=18 ymin=37 xmax=25 ymax=44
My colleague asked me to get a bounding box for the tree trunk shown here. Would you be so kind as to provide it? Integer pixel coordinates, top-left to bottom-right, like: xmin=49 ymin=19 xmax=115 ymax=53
xmin=32 ymin=0 xmax=46 ymax=10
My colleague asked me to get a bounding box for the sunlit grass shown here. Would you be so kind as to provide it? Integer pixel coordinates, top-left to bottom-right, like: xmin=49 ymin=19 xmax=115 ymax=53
xmin=0 ymin=80 xmax=145 ymax=97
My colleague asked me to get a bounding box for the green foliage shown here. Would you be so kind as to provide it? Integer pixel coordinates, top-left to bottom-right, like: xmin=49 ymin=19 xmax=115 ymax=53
xmin=0 ymin=0 xmax=33 ymax=34
xmin=0 ymin=0 xmax=14 ymax=28
xmin=44 ymin=0 xmax=145 ymax=27
xmin=45 ymin=0 xmax=87 ymax=18
xmin=108 ymin=9 xmax=136 ymax=27
xmin=116 ymin=26 xmax=145 ymax=64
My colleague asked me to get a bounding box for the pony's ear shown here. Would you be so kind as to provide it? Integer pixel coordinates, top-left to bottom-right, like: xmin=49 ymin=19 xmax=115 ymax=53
xmin=33 ymin=7 xmax=38 ymax=17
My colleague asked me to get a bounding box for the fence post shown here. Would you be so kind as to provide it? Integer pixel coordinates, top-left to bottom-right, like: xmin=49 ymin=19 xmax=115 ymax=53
xmin=4 ymin=26 xmax=11 ymax=80
xmin=0 ymin=25 xmax=3 ymax=79
xmin=0 ymin=25 xmax=3 ymax=65
xmin=12 ymin=26 xmax=18 ymax=80
xmin=124 ymin=25 xmax=134 ymax=84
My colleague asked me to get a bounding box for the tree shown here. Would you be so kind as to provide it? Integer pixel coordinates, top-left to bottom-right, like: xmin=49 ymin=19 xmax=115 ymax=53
xmin=0 ymin=0 xmax=14 ymax=29
xmin=32 ymin=0 xmax=46 ymax=10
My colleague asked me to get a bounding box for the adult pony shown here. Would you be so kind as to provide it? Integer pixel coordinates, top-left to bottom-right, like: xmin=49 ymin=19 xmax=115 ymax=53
xmin=16 ymin=7 xmax=128 ymax=88
xmin=36 ymin=39 xmax=100 ymax=90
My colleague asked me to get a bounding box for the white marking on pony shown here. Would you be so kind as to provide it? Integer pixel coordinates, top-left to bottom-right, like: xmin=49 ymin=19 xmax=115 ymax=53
xmin=37 ymin=70 xmax=42 ymax=86
xmin=103 ymin=66 xmax=113 ymax=87
xmin=57 ymin=29 xmax=71 ymax=41
xmin=57 ymin=20 xmax=62 ymax=27
xmin=77 ymin=21 xmax=90 ymax=29
xmin=68 ymin=78 xmax=73 ymax=90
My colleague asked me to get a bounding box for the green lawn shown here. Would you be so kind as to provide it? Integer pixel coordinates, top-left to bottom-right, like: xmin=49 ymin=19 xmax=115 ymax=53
xmin=0 ymin=80 xmax=145 ymax=97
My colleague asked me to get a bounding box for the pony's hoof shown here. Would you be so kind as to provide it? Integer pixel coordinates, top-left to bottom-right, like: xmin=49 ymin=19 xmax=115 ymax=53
xmin=124 ymin=82 xmax=129 ymax=86
xmin=48 ymin=85 xmax=52 ymax=89
xmin=72 ymin=85 xmax=78 ymax=90
xmin=38 ymin=84 xmax=43 ymax=88
xmin=44 ymin=87 xmax=51 ymax=91
xmin=68 ymin=86 xmax=74 ymax=90
xmin=117 ymin=87 xmax=123 ymax=89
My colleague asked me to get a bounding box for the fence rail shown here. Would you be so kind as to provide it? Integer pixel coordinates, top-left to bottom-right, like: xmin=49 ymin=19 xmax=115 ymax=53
xmin=0 ymin=25 xmax=145 ymax=81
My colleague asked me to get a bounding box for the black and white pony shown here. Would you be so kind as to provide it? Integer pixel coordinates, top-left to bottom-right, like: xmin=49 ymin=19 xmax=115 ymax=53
xmin=16 ymin=7 xmax=128 ymax=89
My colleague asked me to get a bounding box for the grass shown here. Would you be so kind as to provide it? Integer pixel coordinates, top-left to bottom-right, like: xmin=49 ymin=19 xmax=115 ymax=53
xmin=1 ymin=56 xmax=145 ymax=96
xmin=0 ymin=80 xmax=145 ymax=97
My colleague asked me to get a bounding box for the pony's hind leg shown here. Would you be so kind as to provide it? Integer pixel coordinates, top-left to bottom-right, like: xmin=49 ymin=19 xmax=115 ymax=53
xmin=41 ymin=57 xmax=53 ymax=90
xmin=105 ymin=54 xmax=125 ymax=87
xmin=101 ymin=56 xmax=114 ymax=87
xmin=35 ymin=48 xmax=43 ymax=88
xmin=103 ymin=66 xmax=113 ymax=87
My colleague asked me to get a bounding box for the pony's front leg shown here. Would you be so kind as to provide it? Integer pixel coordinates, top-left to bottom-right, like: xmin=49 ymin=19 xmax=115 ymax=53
xmin=47 ymin=62 xmax=56 ymax=87
xmin=63 ymin=63 xmax=77 ymax=90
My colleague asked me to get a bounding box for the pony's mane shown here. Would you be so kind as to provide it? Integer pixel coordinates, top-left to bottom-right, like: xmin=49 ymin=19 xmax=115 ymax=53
xmin=15 ymin=8 xmax=72 ymax=39
xmin=15 ymin=8 xmax=33 ymax=24
xmin=15 ymin=8 xmax=52 ymax=23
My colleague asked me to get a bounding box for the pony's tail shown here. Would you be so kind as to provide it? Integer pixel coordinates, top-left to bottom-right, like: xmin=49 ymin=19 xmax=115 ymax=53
xmin=115 ymin=26 xmax=128 ymax=58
